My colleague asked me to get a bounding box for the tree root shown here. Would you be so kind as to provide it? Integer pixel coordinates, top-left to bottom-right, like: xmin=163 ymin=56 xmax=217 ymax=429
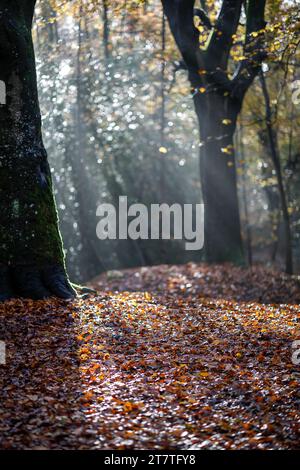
xmin=0 ymin=264 xmax=77 ymax=302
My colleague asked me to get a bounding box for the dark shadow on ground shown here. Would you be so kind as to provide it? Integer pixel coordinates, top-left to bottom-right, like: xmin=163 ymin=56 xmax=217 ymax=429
xmin=0 ymin=298 xmax=93 ymax=450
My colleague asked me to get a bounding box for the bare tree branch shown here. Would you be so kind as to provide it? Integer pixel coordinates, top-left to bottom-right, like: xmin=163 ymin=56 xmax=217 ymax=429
xmin=208 ymin=0 xmax=243 ymax=71
xmin=233 ymin=0 xmax=267 ymax=96
xmin=161 ymin=0 xmax=200 ymax=76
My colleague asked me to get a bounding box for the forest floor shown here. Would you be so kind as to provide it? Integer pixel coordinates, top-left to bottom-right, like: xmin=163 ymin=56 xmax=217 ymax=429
xmin=0 ymin=263 xmax=299 ymax=450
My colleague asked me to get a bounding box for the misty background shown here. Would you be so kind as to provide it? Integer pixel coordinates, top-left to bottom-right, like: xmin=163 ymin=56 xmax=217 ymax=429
xmin=34 ymin=0 xmax=300 ymax=282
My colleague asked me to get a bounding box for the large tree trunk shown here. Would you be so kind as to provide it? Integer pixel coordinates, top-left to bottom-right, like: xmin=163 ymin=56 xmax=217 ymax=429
xmin=194 ymin=91 xmax=243 ymax=262
xmin=0 ymin=1 xmax=75 ymax=300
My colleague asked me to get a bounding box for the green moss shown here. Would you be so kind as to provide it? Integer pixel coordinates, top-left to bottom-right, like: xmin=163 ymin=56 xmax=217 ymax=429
xmin=0 ymin=155 xmax=65 ymax=267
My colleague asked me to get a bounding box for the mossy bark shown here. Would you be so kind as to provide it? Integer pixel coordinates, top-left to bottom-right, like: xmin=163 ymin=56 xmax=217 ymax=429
xmin=0 ymin=0 xmax=65 ymax=267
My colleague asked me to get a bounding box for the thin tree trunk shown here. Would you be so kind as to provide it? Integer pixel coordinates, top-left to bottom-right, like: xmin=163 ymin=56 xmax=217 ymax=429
xmin=258 ymin=129 xmax=280 ymax=263
xmin=102 ymin=0 xmax=110 ymax=60
xmin=286 ymin=78 xmax=295 ymax=204
xmin=73 ymin=15 xmax=103 ymax=280
xmin=260 ymin=71 xmax=293 ymax=274
xmin=239 ymin=123 xmax=252 ymax=266
xmin=160 ymin=11 xmax=166 ymax=201
xmin=159 ymin=11 xmax=168 ymax=262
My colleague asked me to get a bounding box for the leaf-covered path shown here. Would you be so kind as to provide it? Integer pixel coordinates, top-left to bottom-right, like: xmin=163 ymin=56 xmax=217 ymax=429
xmin=0 ymin=264 xmax=299 ymax=449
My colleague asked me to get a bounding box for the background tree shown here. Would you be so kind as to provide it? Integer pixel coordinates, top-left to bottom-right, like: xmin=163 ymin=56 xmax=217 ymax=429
xmin=161 ymin=0 xmax=267 ymax=263
xmin=33 ymin=0 xmax=300 ymax=280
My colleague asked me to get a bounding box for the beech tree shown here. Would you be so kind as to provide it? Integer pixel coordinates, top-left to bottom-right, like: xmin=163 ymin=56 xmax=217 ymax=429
xmin=0 ymin=0 xmax=76 ymax=300
xmin=162 ymin=0 xmax=266 ymax=262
